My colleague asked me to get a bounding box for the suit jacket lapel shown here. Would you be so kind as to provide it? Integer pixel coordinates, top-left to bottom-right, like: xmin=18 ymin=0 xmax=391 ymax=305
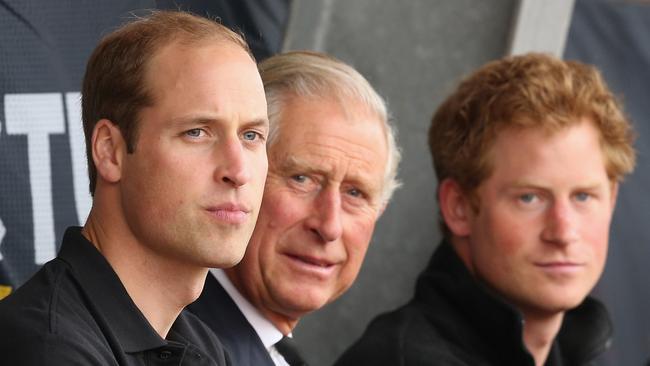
xmin=187 ymin=273 xmax=276 ymax=366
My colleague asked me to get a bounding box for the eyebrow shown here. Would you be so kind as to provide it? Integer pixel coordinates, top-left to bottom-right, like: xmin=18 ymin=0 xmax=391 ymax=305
xmin=277 ymin=155 xmax=380 ymax=193
xmin=277 ymin=155 xmax=321 ymax=174
xmin=505 ymin=180 xmax=606 ymax=192
xmin=170 ymin=114 xmax=269 ymax=129
xmin=240 ymin=117 xmax=270 ymax=131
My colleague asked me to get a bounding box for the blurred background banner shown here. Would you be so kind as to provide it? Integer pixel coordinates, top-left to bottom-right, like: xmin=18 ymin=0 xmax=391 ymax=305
xmin=0 ymin=1 xmax=647 ymax=365
xmin=0 ymin=0 xmax=153 ymax=292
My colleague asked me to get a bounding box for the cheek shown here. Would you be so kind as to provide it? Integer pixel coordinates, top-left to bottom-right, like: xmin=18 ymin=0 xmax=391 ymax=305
xmin=474 ymin=209 xmax=528 ymax=256
xmin=139 ymin=152 xmax=197 ymax=190
xmin=249 ymin=151 xmax=269 ymax=184
xmin=341 ymin=218 xmax=376 ymax=271
xmin=581 ymin=217 xmax=610 ymax=260
xmin=251 ymin=192 xmax=307 ymax=266
xmin=150 ymin=169 xmax=195 ymax=207
xmin=261 ymin=190 xmax=308 ymax=229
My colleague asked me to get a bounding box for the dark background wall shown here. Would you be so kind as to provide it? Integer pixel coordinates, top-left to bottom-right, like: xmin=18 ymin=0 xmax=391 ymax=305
xmin=564 ymin=1 xmax=650 ymax=365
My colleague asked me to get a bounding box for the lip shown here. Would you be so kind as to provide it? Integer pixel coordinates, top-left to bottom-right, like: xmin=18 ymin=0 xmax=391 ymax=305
xmin=284 ymin=253 xmax=338 ymax=279
xmin=206 ymin=203 xmax=250 ymax=224
xmin=534 ymin=261 xmax=585 ymax=275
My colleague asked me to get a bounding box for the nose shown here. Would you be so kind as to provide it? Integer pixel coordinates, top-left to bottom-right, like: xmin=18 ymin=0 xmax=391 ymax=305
xmin=214 ymin=138 xmax=251 ymax=188
xmin=307 ymin=187 xmax=344 ymax=243
xmin=541 ymin=199 xmax=579 ymax=246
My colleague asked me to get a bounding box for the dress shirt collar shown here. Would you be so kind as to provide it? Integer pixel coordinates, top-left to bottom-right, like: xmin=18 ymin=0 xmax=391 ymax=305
xmin=210 ymin=268 xmax=285 ymax=350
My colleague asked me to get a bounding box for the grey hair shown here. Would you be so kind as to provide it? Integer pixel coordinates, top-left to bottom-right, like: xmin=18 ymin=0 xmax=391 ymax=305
xmin=259 ymin=51 xmax=401 ymax=204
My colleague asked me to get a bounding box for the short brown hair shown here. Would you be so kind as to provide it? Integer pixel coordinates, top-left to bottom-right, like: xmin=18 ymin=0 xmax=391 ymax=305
xmin=82 ymin=10 xmax=251 ymax=194
xmin=429 ymin=53 xmax=636 ymax=235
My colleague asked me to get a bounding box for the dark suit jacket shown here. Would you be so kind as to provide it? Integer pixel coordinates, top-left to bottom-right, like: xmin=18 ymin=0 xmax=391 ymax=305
xmin=188 ymin=273 xmax=275 ymax=366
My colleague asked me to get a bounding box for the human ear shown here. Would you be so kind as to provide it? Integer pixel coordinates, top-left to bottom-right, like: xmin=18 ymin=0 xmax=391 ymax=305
xmin=438 ymin=178 xmax=472 ymax=237
xmin=91 ymin=119 xmax=125 ymax=184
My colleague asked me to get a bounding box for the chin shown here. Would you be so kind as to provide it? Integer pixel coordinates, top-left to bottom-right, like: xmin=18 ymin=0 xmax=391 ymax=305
xmin=213 ymin=242 xmax=249 ymax=267
xmin=536 ymin=294 xmax=588 ymax=314
xmin=196 ymin=249 xmax=243 ymax=269
xmin=212 ymin=254 xmax=246 ymax=269
xmin=278 ymin=291 xmax=330 ymax=316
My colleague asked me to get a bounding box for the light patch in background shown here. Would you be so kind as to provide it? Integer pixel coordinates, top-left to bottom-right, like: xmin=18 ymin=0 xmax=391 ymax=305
xmin=65 ymin=92 xmax=92 ymax=224
xmin=3 ymin=92 xmax=92 ymax=265
xmin=0 ymin=198 xmax=9 ymax=299
xmin=508 ymin=0 xmax=576 ymax=56
xmin=0 ymin=218 xmax=5 ymax=261
xmin=5 ymin=93 xmax=65 ymax=264
xmin=0 ymin=117 xmax=3 ymax=261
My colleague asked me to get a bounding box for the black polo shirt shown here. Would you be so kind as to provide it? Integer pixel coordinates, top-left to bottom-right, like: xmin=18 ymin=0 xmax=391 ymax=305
xmin=0 ymin=226 xmax=230 ymax=365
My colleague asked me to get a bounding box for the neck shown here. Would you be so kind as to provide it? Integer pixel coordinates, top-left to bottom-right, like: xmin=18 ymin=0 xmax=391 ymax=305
xmin=264 ymin=309 xmax=299 ymax=335
xmin=83 ymin=199 xmax=207 ymax=338
xmin=522 ymin=310 xmax=564 ymax=366
xmin=224 ymin=269 xmax=299 ymax=335
xmin=451 ymin=237 xmax=563 ymax=365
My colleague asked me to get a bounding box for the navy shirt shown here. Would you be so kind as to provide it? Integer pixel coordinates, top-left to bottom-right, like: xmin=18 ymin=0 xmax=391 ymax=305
xmin=0 ymin=227 xmax=230 ymax=365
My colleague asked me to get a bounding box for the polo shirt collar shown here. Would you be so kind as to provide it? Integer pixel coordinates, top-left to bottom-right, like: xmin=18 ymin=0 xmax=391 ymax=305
xmin=416 ymin=242 xmax=612 ymax=364
xmin=57 ymin=226 xmax=167 ymax=353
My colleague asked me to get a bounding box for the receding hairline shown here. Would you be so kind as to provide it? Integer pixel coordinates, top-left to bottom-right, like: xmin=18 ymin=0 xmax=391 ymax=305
xmin=139 ymin=35 xmax=257 ymax=112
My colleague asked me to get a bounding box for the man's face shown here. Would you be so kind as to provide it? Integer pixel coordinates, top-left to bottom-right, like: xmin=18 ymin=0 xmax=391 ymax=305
xmin=119 ymin=41 xmax=268 ymax=269
xmin=457 ymin=119 xmax=616 ymax=317
xmin=228 ymin=96 xmax=387 ymax=323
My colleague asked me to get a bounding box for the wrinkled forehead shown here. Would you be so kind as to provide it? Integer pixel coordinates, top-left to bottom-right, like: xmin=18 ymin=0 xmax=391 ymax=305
xmin=272 ymin=94 xmax=388 ymax=151
xmin=269 ymin=97 xmax=389 ymax=190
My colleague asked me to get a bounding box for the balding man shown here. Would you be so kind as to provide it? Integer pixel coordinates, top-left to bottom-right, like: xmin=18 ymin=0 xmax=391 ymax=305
xmin=0 ymin=11 xmax=268 ymax=365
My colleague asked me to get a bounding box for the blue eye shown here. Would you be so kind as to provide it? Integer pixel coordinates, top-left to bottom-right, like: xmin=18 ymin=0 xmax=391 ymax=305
xmin=575 ymin=192 xmax=591 ymax=202
xmin=243 ymin=131 xmax=260 ymax=141
xmin=185 ymin=128 xmax=204 ymax=138
xmin=519 ymin=193 xmax=537 ymax=204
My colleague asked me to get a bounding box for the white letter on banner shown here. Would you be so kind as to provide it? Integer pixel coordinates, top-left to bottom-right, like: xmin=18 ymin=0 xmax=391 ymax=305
xmin=65 ymin=92 xmax=92 ymax=224
xmin=5 ymin=93 xmax=65 ymax=264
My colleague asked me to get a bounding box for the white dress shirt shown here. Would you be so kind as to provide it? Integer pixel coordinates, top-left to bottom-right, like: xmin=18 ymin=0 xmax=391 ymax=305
xmin=210 ymin=269 xmax=291 ymax=366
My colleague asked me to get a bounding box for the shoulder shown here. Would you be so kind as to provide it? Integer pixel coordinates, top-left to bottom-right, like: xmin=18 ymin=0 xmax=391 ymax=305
xmin=0 ymin=260 xmax=66 ymax=336
xmin=332 ymin=303 xmax=426 ymax=365
xmin=334 ymin=302 xmax=476 ymax=366
xmin=0 ymin=316 xmax=117 ymax=365
xmin=0 ymin=261 xmax=117 ymax=365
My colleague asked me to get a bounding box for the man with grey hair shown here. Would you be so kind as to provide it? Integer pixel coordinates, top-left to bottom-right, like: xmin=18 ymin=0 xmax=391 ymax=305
xmin=188 ymin=51 xmax=400 ymax=366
